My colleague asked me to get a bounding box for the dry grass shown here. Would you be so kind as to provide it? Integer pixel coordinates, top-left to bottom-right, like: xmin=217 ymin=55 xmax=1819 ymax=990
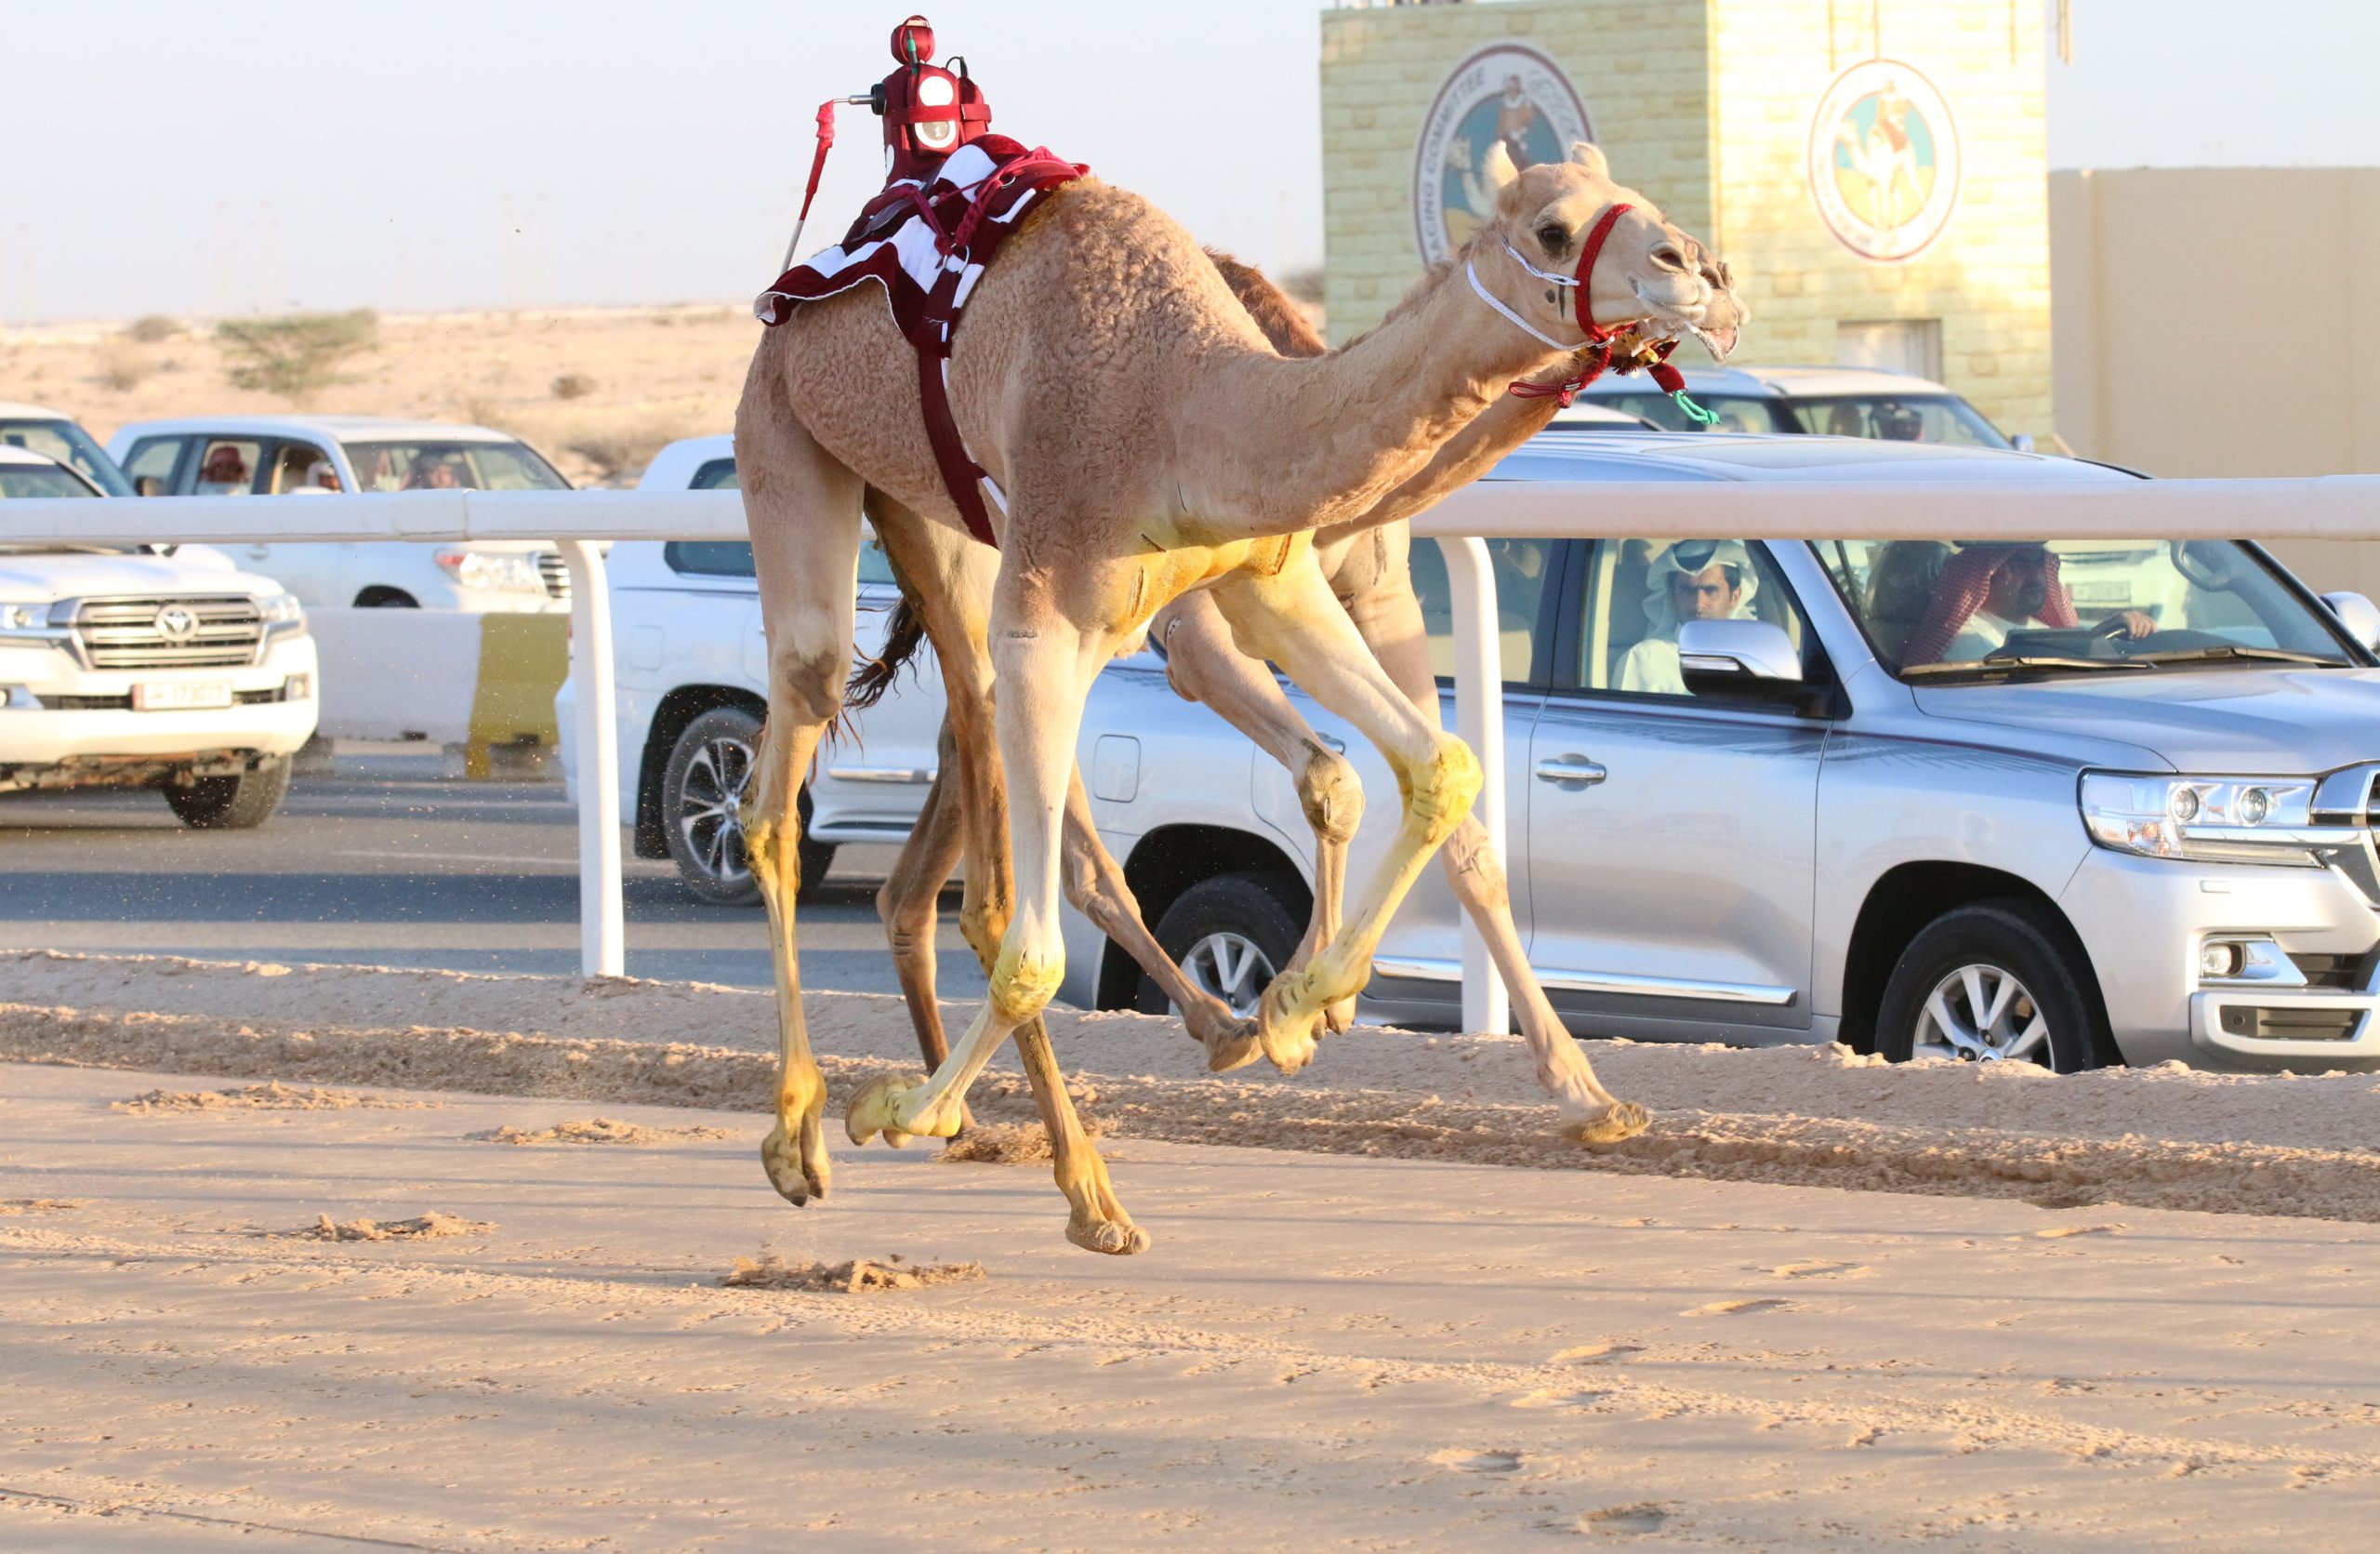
xmin=5 ymin=304 xmax=752 ymax=487
xmin=93 ymin=345 xmax=152 ymax=393
xmin=122 ymin=314 xmax=184 ymax=344
xmin=549 ymin=371 xmax=597 ymax=401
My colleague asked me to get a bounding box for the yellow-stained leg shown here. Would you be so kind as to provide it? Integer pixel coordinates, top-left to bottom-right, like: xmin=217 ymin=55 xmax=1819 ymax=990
xmin=738 ymin=374 xmax=865 ymax=1204
xmin=1208 ymin=551 xmax=1480 ymax=1074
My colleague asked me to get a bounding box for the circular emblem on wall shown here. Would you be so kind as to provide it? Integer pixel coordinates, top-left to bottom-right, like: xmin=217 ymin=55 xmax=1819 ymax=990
xmin=1806 ymin=59 xmax=1961 ymax=262
xmin=1412 ymin=44 xmax=1594 ymax=265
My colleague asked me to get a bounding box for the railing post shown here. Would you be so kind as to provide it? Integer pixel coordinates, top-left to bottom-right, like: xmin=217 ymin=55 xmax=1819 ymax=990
xmin=560 ymin=539 xmax=626 ymax=978
xmin=1435 ymin=536 xmax=1511 ymax=1037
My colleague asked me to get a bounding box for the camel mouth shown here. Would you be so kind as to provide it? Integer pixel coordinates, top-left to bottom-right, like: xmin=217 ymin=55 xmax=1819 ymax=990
xmin=1694 ymin=322 xmax=1740 ymax=362
xmin=1630 ymin=276 xmax=1709 ymax=330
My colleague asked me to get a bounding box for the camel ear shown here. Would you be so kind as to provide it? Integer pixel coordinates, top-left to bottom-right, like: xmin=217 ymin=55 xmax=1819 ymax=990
xmin=1568 ymin=140 xmax=1609 ymax=178
xmin=1484 ymin=140 xmax=1520 ymax=192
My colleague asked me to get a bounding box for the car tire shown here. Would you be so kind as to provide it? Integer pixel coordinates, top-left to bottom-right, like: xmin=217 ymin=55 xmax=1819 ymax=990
xmin=661 ymin=707 xmax=833 ymax=906
xmin=163 ymin=756 xmax=292 ymax=830
xmin=1139 ymin=870 xmax=1307 ymax=1020
xmin=1874 ymin=900 xmax=2114 ymax=1070
xmin=353 ymin=588 xmax=418 ymax=608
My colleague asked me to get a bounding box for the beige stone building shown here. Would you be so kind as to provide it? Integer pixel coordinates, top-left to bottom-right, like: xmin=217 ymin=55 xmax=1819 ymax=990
xmin=1320 ymin=0 xmax=2053 ymax=438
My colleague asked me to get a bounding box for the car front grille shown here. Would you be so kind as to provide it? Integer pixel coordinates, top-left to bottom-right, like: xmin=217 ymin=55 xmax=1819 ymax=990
xmin=72 ymin=596 xmax=263 ymax=670
xmin=537 ymin=553 xmax=571 ymax=602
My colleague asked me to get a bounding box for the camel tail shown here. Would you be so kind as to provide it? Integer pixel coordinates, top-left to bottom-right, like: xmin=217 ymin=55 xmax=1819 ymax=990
xmin=846 ymin=595 xmax=929 ymax=712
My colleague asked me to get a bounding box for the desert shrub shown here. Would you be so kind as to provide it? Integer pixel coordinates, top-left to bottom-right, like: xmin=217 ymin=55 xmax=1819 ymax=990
xmin=550 ymin=372 xmax=597 ymax=401
xmin=1280 ymin=266 xmax=1327 ymax=305
xmin=566 ymin=420 xmax=682 ymax=485
xmin=124 ymin=314 xmax=184 ymax=344
xmin=215 ymin=309 xmax=379 ymax=406
xmin=94 ymin=346 xmax=152 ymax=392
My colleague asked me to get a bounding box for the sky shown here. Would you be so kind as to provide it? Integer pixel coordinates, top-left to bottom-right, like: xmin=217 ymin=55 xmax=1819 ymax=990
xmin=2 ymin=0 xmax=2375 ymax=324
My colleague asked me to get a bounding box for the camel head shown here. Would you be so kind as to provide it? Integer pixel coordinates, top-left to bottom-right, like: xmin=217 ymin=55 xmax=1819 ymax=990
xmin=1472 ymin=140 xmax=1714 ymax=354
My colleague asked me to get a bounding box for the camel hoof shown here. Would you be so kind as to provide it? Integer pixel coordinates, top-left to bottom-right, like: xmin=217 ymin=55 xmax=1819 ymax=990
xmin=1254 ymin=981 xmax=1323 ymax=1076
xmin=760 ymin=1122 xmax=829 ymax=1204
xmin=1201 ymin=1017 xmax=1263 ymax=1073
xmin=845 ymin=1071 xmax=928 ymax=1147
xmin=1323 ymin=996 xmax=1356 ymax=1036
xmin=1067 ymin=1215 xmax=1152 ymax=1256
xmin=1562 ymin=1100 xmax=1650 ymax=1146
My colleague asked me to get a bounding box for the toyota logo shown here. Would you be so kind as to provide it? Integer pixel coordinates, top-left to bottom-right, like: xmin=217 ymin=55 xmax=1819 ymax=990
xmin=153 ymin=604 xmax=199 ymax=641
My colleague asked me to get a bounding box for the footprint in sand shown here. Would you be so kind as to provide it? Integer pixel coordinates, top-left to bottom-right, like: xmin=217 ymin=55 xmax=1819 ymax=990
xmin=1554 ymin=1343 xmax=1646 ymax=1364
xmin=1766 ymin=1260 xmax=1870 ymax=1280
xmin=1577 ymin=1502 xmax=1677 ymax=1535
xmin=2030 ymin=1224 xmax=2126 ymax=1240
xmin=1685 ymin=1297 xmax=1796 ymax=1317
xmin=1509 ymin=1388 xmax=1607 ymax=1412
xmin=1430 ymin=1449 xmax=1522 ymax=1473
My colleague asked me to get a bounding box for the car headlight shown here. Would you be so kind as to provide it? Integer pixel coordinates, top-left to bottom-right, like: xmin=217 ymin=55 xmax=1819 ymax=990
xmin=0 ymin=602 xmax=48 ymax=632
xmin=258 ymin=592 xmax=306 ymax=631
xmin=434 ymin=549 xmax=543 ymax=591
xmin=2080 ymin=772 xmax=2347 ymax=866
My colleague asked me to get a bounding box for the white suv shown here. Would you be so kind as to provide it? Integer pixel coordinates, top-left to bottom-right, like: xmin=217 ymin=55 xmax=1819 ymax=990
xmin=555 ymin=435 xmax=943 ymax=900
xmin=0 ymin=400 xmax=138 ymax=495
xmin=0 ymin=447 xmax=318 ymax=828
xmin=107 ymin=415 xmax=573 ymax=612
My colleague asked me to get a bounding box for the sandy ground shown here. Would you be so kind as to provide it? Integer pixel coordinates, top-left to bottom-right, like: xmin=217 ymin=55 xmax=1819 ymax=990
xmin=6 ymin=1060 xmax=2380 ymax=1551
xmin=7 ymin=950 xmax=2380 ymax=1548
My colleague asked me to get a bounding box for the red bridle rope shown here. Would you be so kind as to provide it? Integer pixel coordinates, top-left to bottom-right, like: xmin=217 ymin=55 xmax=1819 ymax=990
xmin=1500 ymin=201 xmax=1633 ymax=406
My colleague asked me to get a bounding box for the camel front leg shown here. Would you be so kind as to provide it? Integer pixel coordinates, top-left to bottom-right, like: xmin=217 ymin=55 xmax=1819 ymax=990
xmin=1209 ymin=555 xmax=1479 ymax=1076
xmin=1344 ymin=540 xmax=1647 ymax=1144
xmin=877 ymin=726 xmax=969 ymax=1072
xmin=1157 ymin=591 xmax=1365 ymax=1040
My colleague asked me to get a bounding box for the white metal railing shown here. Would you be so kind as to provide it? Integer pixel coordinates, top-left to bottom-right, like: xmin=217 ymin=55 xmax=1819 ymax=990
xmin=7 ymin=474 xmax=2380 ymax=1032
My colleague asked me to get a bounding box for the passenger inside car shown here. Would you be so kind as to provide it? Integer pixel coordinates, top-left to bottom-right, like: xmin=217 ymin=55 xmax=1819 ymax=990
xmin=1619 ymin=538 xmax=1761 ymax=695
xmin=193 ymin=442 xmax=254 ymax=494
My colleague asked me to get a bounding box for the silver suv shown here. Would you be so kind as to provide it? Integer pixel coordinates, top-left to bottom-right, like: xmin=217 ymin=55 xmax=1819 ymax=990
xmin=1057 ymin=433 xmax=2380 ymax=1074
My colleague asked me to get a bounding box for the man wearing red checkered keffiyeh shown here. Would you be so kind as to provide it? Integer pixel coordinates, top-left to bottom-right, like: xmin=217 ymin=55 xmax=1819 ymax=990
xmin=1900 ymin=544 xmax=2153 ymax=666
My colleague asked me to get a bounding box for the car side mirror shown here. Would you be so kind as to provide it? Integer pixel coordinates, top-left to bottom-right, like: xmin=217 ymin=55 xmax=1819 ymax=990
xmin=2320 ymin=591 xmax=2380 ymax=652
xmin=1677 ymin=618 xmax=1834 ymax=716
xmin=2011 ymin=432 xmax=2036 ymax=454
xmin=135 ymin=475 xmax=168 ymax=498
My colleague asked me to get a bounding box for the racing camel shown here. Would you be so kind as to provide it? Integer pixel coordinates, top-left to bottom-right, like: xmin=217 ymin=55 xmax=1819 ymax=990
xmin=737 ymin=142 xmax=1716 ymax=1253
xmin=854 ymin=231 xmax=1744 ymax=1152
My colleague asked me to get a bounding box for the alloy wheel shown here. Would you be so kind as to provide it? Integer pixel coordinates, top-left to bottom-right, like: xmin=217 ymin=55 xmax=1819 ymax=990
xmin=1912 ymin=963 xmax=2050 ymax=1063
xmin=1179 ymin=930 xmax=1278 ymax=1020
xmin=676 ymin=734 xmax=755 ymax=887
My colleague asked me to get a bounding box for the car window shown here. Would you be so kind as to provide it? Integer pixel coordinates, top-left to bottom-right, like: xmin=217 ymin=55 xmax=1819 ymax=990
xmin=1580 ymin=538 xmax=1809 ymax=696
xmin=121 ymin=435 xmax=188 ymax=492
xmin=1588 ymin=392 xmax=1791 ymax=433
xmin=0 ymin=418 xmax=134 ymax=495
xmin=1781 ymin=394 xmax=2007 ymax=448
xmin=0 ymin=464 xmax=99 ymax=499
xmin=192 ymin=439 xmax=263 ymax=495
xmin=268 ymin=441 xmax=337 ymax=494
xmin=691 ymin=458 xmax=738 ymax=490
xmin=343 ymin=440 xmax=569 ymax=492
xmin=664 ymin=532 xmax=897 ymax=587
xmin=1406 ymin=535 xmax=1561 ymax=685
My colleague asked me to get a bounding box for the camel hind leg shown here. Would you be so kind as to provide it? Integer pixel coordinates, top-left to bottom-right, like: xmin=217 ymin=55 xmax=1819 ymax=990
xmin=738 ymin=359 xmax=865 ymax=1205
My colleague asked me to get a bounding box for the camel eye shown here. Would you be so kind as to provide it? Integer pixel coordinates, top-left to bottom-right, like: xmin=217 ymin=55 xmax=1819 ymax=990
xmin=1535 ymin=223 xmax=1569 ymax=256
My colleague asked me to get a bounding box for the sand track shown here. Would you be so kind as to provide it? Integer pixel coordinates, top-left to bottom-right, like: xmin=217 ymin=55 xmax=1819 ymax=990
xmin=6 ymin=950 xmax=2380 ymax=1223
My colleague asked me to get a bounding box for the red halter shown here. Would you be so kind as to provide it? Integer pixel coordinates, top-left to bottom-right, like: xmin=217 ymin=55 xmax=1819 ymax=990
xmin=1502 ymin=201 xmax=1635 ymax=407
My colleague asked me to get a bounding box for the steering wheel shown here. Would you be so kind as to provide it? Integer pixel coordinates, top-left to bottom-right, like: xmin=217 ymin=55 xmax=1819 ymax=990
xmin=2093 ymin=615 xmax=2135 ymax=641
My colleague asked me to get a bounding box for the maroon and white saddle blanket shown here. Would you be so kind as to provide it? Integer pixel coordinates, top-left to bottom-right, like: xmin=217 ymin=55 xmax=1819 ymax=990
xmin=754 ymin=134 xmax=1085 ymax=547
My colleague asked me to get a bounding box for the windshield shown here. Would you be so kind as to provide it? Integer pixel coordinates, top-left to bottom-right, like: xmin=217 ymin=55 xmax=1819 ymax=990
xmin=0 ymin=464 xmax=101 ymax=499
xmin=1816 ymin=538 xmax=2358 ymax=678
xmin=345 ymin=440 xmax=569 ymax=492
xmin=1778 ymin=394 xmax=2009 ymax=448
xmin=0 ymin=419 xmax=134 ymax=495
xmin=1583 ymin=392 xmax=1797 ymax=434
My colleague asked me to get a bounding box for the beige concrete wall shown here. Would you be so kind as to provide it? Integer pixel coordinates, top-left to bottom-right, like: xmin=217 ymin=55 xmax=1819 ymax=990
xmin=1709 ymin=0 xmax=2050 ymax=437
xmin=1318 ymin=0 xmax=1714 ymax=347
xmin=2051 ymin=166 xmax=2380 ymax=594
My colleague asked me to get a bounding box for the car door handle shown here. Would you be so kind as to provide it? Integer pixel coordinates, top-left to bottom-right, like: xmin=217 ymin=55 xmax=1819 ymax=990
xmin=1534 ymin=756 xmax=1606 ymax=786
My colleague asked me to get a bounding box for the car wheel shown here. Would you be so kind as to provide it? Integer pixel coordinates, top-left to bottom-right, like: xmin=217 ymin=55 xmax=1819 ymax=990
xmin=163 ymin=756 xmax=292 ymax=830
xmin=661 ymin=707 xmax=833 ymax=906
xmin=1874 ymin=901 xmax=2113 ymax=1070
xmin=1140 ymin=870 xmax=1306 ymax=1020
xmin=353 ymin=588 xmax=418 ymax=608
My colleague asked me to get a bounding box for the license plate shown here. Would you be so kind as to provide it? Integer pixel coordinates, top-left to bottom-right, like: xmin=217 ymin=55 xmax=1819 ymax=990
xmin=133 ymin=681 xmax=232 ymax=711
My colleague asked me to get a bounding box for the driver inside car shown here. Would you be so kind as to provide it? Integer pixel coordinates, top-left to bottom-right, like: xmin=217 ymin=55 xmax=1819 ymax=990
xmin=1620 ymin=538 xmax=1760 ymax=695
xmin=1902 ymin=543 xmax=2155 ymax=665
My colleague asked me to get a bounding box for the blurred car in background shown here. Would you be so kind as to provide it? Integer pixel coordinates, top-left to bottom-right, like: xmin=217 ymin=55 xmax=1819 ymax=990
xmin=1564 ymin=365 xmax=2030 ymax=450
xmin=0 ymin=445 xmax=316 ymax=827
xmin=0 ymin=400 xmax=137 ymax=495
xmin=555 ymin=435 xmax=943 ymax=902
xmin=106 ymin=415 xmax=572 ymax=611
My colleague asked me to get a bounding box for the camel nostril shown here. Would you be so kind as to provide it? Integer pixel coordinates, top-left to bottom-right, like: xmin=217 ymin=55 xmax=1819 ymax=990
xmin=1651 ymin=246 xmax=1686 ymax=271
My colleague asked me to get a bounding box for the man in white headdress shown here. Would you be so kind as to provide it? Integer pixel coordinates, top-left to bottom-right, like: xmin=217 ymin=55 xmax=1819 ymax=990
xmin=1620 ymin=538 xmax=1761 ymax=696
